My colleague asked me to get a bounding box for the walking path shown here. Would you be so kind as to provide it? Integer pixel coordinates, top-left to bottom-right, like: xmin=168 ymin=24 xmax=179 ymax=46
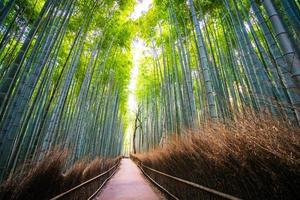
xmin=94 ymin=158 xmax=163 ymax=200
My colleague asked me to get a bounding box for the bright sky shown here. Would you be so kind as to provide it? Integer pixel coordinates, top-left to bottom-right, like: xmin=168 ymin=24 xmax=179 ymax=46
xmin=124 ymin=0 xmax=153 ymax=155
xmin=128 ymin=39 xmax=142 ymax=112
xmin=128 ymin=0 xmax=152 ymax=112
xmin=127 ymin=0 xmax=153 ymax=113
xmin=130 ymin=0 xmax=153 ymax=20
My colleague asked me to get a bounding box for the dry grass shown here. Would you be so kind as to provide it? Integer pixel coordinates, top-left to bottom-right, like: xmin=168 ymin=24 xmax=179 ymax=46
xmin=63 ymin=157 xmax=120 ymax=200
xmin=133 ymin=112 xmax=300 ymax=200
xmin=0 ymin=150 xmax=121 ymax=200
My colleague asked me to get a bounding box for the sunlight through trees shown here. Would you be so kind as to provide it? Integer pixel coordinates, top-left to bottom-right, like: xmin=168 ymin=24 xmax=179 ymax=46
xmin=0 ymin=0 xmax=299 ymax=183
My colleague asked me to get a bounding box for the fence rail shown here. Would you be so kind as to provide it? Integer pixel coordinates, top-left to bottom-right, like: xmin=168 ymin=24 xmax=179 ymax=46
xmin=136 ymin=160 xmax=242 ymax=200
xmin=50 ymin=160 xmax=120 ymax=200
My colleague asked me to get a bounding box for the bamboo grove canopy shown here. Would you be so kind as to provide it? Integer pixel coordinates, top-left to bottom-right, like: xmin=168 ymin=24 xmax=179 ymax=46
xmin=0 ymin=0 xmax=299 ymax=180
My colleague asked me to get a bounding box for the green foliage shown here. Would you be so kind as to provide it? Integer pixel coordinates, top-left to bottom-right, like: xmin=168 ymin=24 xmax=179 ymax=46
xmin=13 ymin=0 xmax=45 ymax=23
xmin=0 ymin=0 xmax=299 ymax=180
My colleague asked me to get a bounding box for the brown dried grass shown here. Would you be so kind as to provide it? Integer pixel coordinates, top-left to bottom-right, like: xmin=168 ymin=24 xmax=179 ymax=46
xmin=0 ymin=150 xmax=121 ymax=200
xmin=133 ymin=112 xmax=300 ymax=199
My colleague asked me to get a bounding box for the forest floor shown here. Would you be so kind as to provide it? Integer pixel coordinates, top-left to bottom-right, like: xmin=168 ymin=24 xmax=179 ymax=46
xmin=94 ymin=158 xmax=165 ymax=200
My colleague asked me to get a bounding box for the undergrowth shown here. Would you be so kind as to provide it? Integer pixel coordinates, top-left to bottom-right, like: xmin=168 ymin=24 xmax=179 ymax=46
xmin=132 ymin=112 xmax=300 ymax=200
xmin=0 ymin=150 xmax=120 ymax=200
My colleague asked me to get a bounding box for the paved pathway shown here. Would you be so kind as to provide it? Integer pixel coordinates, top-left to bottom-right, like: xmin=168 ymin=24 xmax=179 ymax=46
xmin=94 ymin=158 xmax=162 ymax=200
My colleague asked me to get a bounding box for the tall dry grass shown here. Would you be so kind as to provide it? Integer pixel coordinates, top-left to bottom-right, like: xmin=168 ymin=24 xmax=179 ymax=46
xmin=133 ymin=112 xmax=300 ymax=200
xmin=0 ymin=150 xmax=120 ymax=200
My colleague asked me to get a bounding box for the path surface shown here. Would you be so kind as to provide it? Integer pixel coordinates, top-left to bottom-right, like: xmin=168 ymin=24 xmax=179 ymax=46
xmin=94 ymin=158 xmax=162 ymax=200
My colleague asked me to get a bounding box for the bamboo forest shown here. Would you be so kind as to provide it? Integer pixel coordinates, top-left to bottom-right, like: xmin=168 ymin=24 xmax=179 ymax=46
xmin=0 ymin=0 xmax=299 ymax=199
